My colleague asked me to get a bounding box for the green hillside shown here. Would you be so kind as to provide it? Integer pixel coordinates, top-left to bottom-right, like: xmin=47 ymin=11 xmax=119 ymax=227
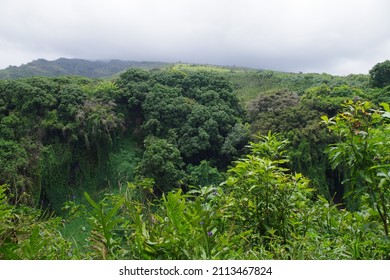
xmin=0 ymin=58 xmax=169 ymax=79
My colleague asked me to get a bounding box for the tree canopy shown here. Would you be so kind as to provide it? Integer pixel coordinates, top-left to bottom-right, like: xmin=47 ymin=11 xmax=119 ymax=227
xmin=369 ymin=60 xmax=390 ymax=88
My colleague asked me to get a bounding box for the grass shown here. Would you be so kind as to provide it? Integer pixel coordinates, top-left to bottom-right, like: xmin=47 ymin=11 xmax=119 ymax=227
xmin=226 ymin=70 xmax=370 ymax=103
xmin=171 ymin=63 xmax=246 ymax=73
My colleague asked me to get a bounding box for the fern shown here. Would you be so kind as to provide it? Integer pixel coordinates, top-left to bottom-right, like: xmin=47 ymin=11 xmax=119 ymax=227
xmin=0 ymin=185 xmax=9 ymax=227
xmin=84 ymin=192 xmax=124 ymax=259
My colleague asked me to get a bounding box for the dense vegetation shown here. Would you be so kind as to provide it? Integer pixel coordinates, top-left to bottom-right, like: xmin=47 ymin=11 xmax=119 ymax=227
xmin=1 ymin=60 xmax=390 ymax=259
xmin=0 ymin=58 xmax=168 ymax=79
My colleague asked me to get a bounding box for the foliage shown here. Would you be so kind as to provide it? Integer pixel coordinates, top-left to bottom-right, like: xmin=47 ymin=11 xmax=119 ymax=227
xmin=222 ymin=133 xmax=312 ymax=245
xmin=369 ymin=60 xmax=390 ymax=88
xmin=84 ymin=192 xmax=124 ymax=259
xmin=0 ymin=185 xmax=72 ymax=259
xmin=107 ymin=137 xmax=140 ymax=191
xmin=0 ymin=140 xmax=28 ymax=194
xmin=0 ymin=76 xmax=130 ymax=209
xmin=0 ymin=58 xmax=168 ymax=79
xmin=322 ymin=100 xmax=390 ymax=236
xmin=229 ymin=70 xmax=368 ymax=102
xmin=171 ymin=63 xmax=242 ymax=73
xmin=2 ymin=61 xmax=390 ymax=260
xmin=246 ymin=87 xmax=340 ymax=198
xmin=136 ymin=137 xmax=185 ymax=192
xmin=116 ymin=68 xmax=248 ymax=190
xmin=2 ymin=131 xmax=390 ymax=260
xmin=186 ymin=160 xmax=224 ymax=187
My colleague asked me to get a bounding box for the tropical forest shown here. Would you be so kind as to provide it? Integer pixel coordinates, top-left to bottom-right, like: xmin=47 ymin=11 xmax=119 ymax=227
xmin=1 ymin=58 xmax=390 ymax=260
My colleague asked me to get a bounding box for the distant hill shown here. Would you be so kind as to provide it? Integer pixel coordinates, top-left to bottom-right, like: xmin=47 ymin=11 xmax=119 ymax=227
xmin=0 ymin=58 xmax=169 ymax=79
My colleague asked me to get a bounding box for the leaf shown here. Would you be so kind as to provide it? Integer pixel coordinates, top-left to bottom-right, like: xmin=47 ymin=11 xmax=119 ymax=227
xmin=225 ymin=176 xmax=238 ymax=187
xmin=363 ymin=101 xmax=371 ymax=110
xmin=106 ymin=198 xmax=124 ymax=221
xmin=0 ymin=245 xmax=22 ymax=260
xmin=382 ymin=112 xmax=390 ymax=119
xmin=380 ymin=102 xmax=390 ymax=112
xmin=248 ymin=185 xmax=259 ymax=192
xmin=84 ymin=192 xmax=99 ymax=210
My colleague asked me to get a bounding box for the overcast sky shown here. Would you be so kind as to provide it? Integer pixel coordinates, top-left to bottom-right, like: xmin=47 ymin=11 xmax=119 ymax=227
xmin=0 ymin=0 xmax=389 ymax=75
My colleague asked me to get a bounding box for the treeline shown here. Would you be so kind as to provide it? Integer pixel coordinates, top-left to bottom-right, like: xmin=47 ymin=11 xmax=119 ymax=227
xmin=1 ymin=60 xmax=390 ymax=259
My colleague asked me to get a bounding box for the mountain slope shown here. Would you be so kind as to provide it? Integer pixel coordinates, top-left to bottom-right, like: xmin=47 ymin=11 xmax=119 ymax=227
xmin=0 ymin=58 xmax=168 ymax=79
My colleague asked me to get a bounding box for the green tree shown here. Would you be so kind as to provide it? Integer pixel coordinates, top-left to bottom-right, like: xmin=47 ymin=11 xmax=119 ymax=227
xmin=369 ymin=60 xmax=390 ymax=88
xmin=142 ymin=84 xmax=191 ymax=137
xmin=116 ymin=69 xmax=245 ymax=169
xmin=136 ymin=137 xmax=185 ymax=192
xmin=115 ymin=68 xmax=152 ymax=107
xmin=186 ymin=160 xmax=224 ymax=186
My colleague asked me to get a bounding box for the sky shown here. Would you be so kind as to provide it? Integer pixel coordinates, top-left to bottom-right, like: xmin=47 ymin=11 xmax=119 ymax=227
xmin=0 ymin=0 xmax=389 ymax=75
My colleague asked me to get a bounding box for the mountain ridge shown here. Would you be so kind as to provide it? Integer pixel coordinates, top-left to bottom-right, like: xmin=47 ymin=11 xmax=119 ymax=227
xmin=0 ymin=58 xmax=169 ymax=79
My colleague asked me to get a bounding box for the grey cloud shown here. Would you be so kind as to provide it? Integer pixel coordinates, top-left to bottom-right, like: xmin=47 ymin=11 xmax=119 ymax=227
xmin=1 ymin=0 xmax=389 ymax=75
